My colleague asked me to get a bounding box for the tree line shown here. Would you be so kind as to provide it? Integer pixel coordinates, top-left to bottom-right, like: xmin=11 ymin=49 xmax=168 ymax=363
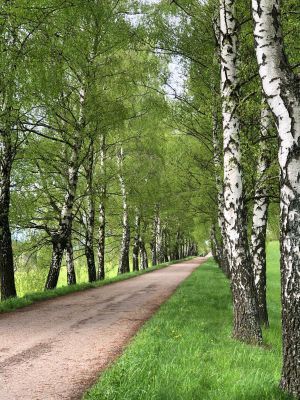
xmin=150 ymin=0 xmax=298 ymax=397
xmin=0 ymin=0 xmax=202 ymax=301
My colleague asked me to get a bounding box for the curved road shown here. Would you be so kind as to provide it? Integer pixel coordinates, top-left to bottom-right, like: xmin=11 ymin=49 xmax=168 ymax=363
xmin=0 ymin=257 xmax=206 ymax=400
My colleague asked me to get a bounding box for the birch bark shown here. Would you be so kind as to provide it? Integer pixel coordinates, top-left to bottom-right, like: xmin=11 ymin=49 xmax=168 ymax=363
xmin=98 ymin=134 xmax=106 ymax=280
xmin=250 ymin=100 xmax=272 ymax=327
xmin=212 ymin=111 xmax=230 ymax=277
xmin=132 ymin=212 xmax=140 ymax=272
xmin=253 ymin=0 xmax=300 ymax=394
xmin=66 ymin=236 xmax=76 ymax=285
xmin=84 ymin=141 xmax=96 ymax=282
xmin=220 ymin=0 xmax=262 ymax=344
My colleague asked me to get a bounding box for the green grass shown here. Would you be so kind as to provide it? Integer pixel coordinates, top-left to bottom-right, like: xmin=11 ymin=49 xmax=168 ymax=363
xmin=15 ymin=261 xmax=119 ymax=297
xmin=84 ymin=241 xmax=293 ymax=400
xmin=0 ymin=258 xmax=192 ymax=314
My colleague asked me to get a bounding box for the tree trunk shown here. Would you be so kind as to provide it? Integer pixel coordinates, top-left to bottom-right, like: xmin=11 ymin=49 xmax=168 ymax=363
xmin=212 ymin=110 xmax=230 ymax=277
xmin=0 ymin=143 xmax=16 ymax=300
xmin=85 ymin=141 xmax=96 ymax=282
xmin=0 ymin=177 xmax=16 ymax=300
xmin=132 ymin=212 xmax=140 ymax=272
xmin=250 ymin=101 xmax=272 ymax=327
xmin=45 ymin=237 xmax=65 ymax=290
xmin=220 ymin=0 xmax=262 ymax=344
xmin=98 ymin=200 xmax=106 ymax=280
xmin=253 ymin=0 xmax=300 ymax=394
xmin=210 ymin=224 xmax=222 ymax=266
xmin=66 ymin=236 xmax=76 ymax=285
xmin=174 ymin=231 xmax=180 ymax=260
xmin=156 ymin=213 xmax=164 ymax=264
xmin=118 ymin=148 xmax=130 ymax=274
xmin=98 ymin=135 xmax=106 ymax=280
xmin=139 ymin=237 xmax=148 ymax=270
xmin=150 ymin=210 xmax=158 ymax=266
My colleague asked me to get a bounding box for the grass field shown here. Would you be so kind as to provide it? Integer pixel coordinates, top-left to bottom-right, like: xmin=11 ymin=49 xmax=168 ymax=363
xmin=15 ymin=261 xmax=119 ymax=297
xmin=84 ymin=242 xmax=293 ymax=400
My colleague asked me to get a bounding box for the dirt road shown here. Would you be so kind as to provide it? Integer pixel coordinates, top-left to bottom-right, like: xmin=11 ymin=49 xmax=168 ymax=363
xmin=0 ymin=257 xmax=206 ymax=400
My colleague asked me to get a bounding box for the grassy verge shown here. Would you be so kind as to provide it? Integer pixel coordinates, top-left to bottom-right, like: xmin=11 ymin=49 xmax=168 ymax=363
xmin=0 ymin=258 xmax=193 ymax=314
xmin=84 ymin=242 xmax=292 ymax=400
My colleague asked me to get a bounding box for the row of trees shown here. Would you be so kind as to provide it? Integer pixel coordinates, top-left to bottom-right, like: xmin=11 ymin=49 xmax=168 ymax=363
xmin=148 ymin=0 xmax=298 ymax=397
xmin=0 ymin=1 xmax=203 ymax=301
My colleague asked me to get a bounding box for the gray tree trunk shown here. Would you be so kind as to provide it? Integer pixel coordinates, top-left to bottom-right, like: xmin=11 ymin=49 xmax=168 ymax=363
xmin=220 ymin=0 xmax=262 ymax=344
xmin=253 ymin=0 xmax=300 ymax=394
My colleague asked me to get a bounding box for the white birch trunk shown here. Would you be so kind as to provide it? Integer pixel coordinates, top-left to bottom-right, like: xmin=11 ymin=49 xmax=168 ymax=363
xmin=220 ymin=0 xmax=262 ymax=344
xmin=117 ymin=147 xmax=130 ymax=274
xmin=98 ymin=134 xmax=106 ymax=280
xmin=250 ymin=100 xmax=272 ymax=327
xmin=253 ymin=0 xmax=300 ymax=394
xmin=212 ymin=111 xmax=230 ymax=277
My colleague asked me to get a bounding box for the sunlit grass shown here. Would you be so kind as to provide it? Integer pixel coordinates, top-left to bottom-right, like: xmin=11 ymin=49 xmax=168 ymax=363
xmin=84 ymin=241 xmax=293 ymax=400
xmin=15 ymin=262 xmax=118 ymax=297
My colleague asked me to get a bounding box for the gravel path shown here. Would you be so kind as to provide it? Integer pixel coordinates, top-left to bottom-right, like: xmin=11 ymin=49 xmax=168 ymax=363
xmin=0 ymin=257 xmax=206 ymax=400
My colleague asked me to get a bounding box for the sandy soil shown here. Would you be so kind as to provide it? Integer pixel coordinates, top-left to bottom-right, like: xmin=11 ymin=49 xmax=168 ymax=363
xmin=0 ymin=257 xmax=206 ymax=400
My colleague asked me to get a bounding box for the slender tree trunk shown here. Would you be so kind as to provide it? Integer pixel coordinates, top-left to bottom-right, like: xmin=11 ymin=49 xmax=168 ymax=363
xmin=253 ymin=1 xmax=300 ymax=394
xmin=118 ymin=148 xmax=130 ymax=274
xmin=132 ymin=212 xmax=140 ymax=272
xmin=220 ymin=0 xmax=262 ymax=344
xmin=0 ymin=149 xmax=16 ymax=300
xmin=162 ymin=226 xmax=169 ymax=262
xmin=150 ymin=210 xmax=158 ymax=266
xmin=250 ymin=101 xmax=272 ymax=327
xmin=174 ymin=230 xmax=180 ymax=260
xmin=85 ymin=141 xmax=96 ymax=282
xmin=66 ymin=236 xmax=76 ymax=285
xmin=210 ymin=224 xmax=222 ymax=266
xmin=212 ymin=111 xmax=230 ymax=277
xmin=98 ymin=200 xmax=105 ymax=280
xmin=139 ymin=237 xmax=148 ymax=270
xmin=98 ymin=135 xmax=106 ymax=280
xmin=46 ymin=237 xmax=65 ymax=289
xmin=156 ymin=213 xmax=164 ymax=264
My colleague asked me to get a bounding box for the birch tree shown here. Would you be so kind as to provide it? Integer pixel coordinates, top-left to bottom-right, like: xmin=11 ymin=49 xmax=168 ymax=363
xmin=252 ymin=0 xmax=300 ymax=395
xmin=250 ymin=99 xmax=272 ymax=327
xmin=220 ymin=0 xmax=262 ymax=344
xmin=117 ymin=148 xmax=130 ymax=274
